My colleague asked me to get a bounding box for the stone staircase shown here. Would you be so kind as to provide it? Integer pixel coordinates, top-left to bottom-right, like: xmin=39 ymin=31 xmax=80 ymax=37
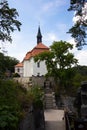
xmin=45 ymin=87 xmax=57 ymax=109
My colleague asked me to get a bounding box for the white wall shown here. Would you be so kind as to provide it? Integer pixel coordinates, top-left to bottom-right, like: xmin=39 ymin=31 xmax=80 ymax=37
xmin=33 ymin=60 xmax=47 ymax=76
xmin=15 ymin=67 xmax=23 ymax=77
xmin=23 ymin=59 xmax=33 ymax=77
xmin=23 ymin=58 xmax=47 ymax=77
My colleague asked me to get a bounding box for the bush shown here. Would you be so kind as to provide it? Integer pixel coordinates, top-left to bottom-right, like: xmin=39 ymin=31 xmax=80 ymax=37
xmin=29 ymin=86 xmax=44 ymax=109
xmin=13 ymin=73 xmax=20 ymax=77
xmin=0 ymin=79 xmax=31 ymax=130
xmin=0 ymin=105 xmax=19 ymax=130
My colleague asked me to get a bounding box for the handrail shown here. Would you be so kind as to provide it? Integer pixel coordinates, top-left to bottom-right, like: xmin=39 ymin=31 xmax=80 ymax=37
xmin=65 ymin=112 xmax=71 ymax=130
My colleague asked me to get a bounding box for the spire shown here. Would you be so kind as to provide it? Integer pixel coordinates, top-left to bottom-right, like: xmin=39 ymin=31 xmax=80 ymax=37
xmin=37 ymin=26 xmax=42 ymax=44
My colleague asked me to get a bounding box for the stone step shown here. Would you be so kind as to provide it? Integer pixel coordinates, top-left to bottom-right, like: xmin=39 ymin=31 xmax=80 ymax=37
xmin=45 ymin=93 xmax=53 ymax=96
xmin=44 ymin=89 xmax=57 ymax=109
xmin=45 ymin=98 xmax=53 ymax=100
xmin=45 ymin=99 xmax=53 ymax=102
xmin=46 ymin=106 xmax=53 ymax=109
xmin=46 ymin=105 xmax=53 ymax=107
xmin=45 ymin=98 xmax=53 ymax=102
xmin=45 ymin=101 xmax=53 ymax=104
xmin=45 ymin=88 xmax=52 ymax=93
xmin=45 ymin=99 xmax=53 ymax=103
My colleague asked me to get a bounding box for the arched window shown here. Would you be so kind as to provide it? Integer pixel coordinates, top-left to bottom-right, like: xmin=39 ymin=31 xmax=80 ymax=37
xmin=37 ymin=62 xmax=40 ymax=68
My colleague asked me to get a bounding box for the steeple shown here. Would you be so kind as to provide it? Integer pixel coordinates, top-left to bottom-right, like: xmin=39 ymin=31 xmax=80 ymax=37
xmin=37 ymin=26 xmax=42 ymax=44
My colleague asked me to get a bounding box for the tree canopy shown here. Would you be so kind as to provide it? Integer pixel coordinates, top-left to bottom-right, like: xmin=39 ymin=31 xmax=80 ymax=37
xmin=0 ymin=52 xmax=19 ymax=77
xmin=34 ymin=41 xmax=78 ymax=88
xmin=68 ymin=0 xmax=87 ymax=49
xmin=0 ymin=0 xmax=21 ymax=42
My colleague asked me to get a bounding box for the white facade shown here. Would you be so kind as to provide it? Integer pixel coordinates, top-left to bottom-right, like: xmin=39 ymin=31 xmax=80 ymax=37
xmin=23 ymin=58 xmax=33 ymax=77
xmin=33 ymin=59 xmax=47 ymax=76
xmin=23 ymin=57 xmax=47 ymax=77
xmin=15 ymin=66 xmax=23 ymax=77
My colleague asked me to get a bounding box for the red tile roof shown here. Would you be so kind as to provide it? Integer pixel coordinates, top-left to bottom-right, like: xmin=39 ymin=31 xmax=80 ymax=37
xmin=15 ymin=43 xmax=49 ymax=67
xmin=24 ymin=43 xmax=49 ymax=60
xmin=15 ymin=62 xmax=23 ymax=67
xmin=34 ymin=42 xmax=49 ymax=49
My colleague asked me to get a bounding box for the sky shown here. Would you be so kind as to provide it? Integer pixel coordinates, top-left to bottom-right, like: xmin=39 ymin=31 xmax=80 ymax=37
xmin=1 ymin=0 xmax=87 ymax=66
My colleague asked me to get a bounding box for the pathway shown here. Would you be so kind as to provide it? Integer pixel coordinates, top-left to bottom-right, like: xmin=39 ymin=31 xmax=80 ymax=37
xmin=44 ymin=109 xmax=65 ymax=130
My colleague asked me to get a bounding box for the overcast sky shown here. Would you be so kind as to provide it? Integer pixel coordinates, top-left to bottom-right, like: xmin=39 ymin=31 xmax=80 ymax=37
xmin=1 ymin=0 xmax=87 ymax=65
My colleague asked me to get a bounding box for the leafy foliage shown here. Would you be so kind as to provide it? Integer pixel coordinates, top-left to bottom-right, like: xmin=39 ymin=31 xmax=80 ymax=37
xmin=13 ymin=73 xmax=20 ymax=77
xmin=0 ymin=0 xmax=21 ymax=42
xmin=0 ymin=52 xmax=19 ymax=77
xmin=29 ymin=86 xmax=44 ymax=109
xmin=73 ymin=65 xmax=87 ymax=75
xmin=0 ymin=79 xmax=31 ymax=130
xmin=68 ymin=0 xmax=87 ymax=49
xmin=34 ymin=41 xmax=78 ymax=89
xmin=0 ymin=105 xmax=19 ymax=129
xmin=72 ymin=65 xmax=87 ymax=87
xmin=65 ymin=65 xmax=87 ymax=95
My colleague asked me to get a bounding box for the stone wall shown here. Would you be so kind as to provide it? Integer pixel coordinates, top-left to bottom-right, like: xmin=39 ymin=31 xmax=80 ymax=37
xmin=19 ymin=107 xmax=35 ymax=130
xmin=32 ymin=76 xmax=55 ymax=88
xmin=14 ymin=77 xmax=30 ymax=84
xmin=19 ymin=106 xmax=45 ymax=130
xmin=32 ymin=76 xmax=46 ymax=87
xmin=13 ymin=77 xmax=32 ymax=89
xmin=14 ymin=76 xmax=55 ymax=88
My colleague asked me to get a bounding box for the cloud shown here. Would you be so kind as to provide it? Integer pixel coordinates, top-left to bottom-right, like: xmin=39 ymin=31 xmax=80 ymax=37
xmin=56 ymin=23 xmax=67 ymax=33
xmin=68 ymin=38 xmax=76 ymax=47
xmin=42 ymin=2 xmax=53 ymax=12
xmin=44 ymin=32 xmax=59 ymax=44
xmin=67 ymin=38 xmax=78 ymax=59
xmin=5 ymin=32 xmax=34 ymax=61
xmin=42 ymin=1 xmax=66 ymax=12
xmin=76 ymin=50 xmax=87 ymax=66
xmin=54 ymin=0 xmax=66 ymax=7
xmin=68 ymin=38 xmax=87 ymax=66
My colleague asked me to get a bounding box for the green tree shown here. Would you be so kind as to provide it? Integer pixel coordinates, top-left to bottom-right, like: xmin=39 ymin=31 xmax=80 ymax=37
xmin=4 ymin=56 xmax=19 ymax=73
xmin=29 ymin=86 xmax=44 ymax=109
xmin=0 ymin=0 xmax=21 ymax=42
xmin=68 ymin=0 xmax=87 ymax=49
xmin=34 ymin=41 xmax=78 ymax=89
xmin=0 ymin=52 xmax=5 ymax=76
xmin=72 ymin=65 xmax=87 ymax=89
xmin=0 ymin=52 xmax=19 ymax=77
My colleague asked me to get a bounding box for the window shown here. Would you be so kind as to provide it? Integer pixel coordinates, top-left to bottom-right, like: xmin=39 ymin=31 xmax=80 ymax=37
xmin=37 ymin=62 xmax=40 ymax=68
xmin=17 ymin=68 xmax=20 ymax=72
xmin=37 ymin=73 xmax=40 ymax=76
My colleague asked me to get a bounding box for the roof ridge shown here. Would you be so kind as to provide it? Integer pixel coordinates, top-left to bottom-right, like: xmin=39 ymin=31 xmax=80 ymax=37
xmin=34 ymin=42 xmax=49 ymax=49
xmin=20 ymin=43 xmax=49 ymax=61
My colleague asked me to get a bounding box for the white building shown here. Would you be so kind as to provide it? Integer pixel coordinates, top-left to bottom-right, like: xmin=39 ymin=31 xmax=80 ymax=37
xmin=15 ymin=27 xmax=49 ymax=77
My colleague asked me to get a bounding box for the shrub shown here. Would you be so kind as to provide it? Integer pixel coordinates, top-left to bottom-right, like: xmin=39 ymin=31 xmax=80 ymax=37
xmin=29 ymin=86 xmax=44 ymax=109
xmin=0 ymin=79 xmax=31 ymax=130
xmin=13 ymin=73 xmax=20 ymax=77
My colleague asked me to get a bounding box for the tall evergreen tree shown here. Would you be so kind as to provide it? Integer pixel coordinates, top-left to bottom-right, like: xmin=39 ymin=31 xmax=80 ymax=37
xmin=68 ymin=0 xmax=87 ymax=49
